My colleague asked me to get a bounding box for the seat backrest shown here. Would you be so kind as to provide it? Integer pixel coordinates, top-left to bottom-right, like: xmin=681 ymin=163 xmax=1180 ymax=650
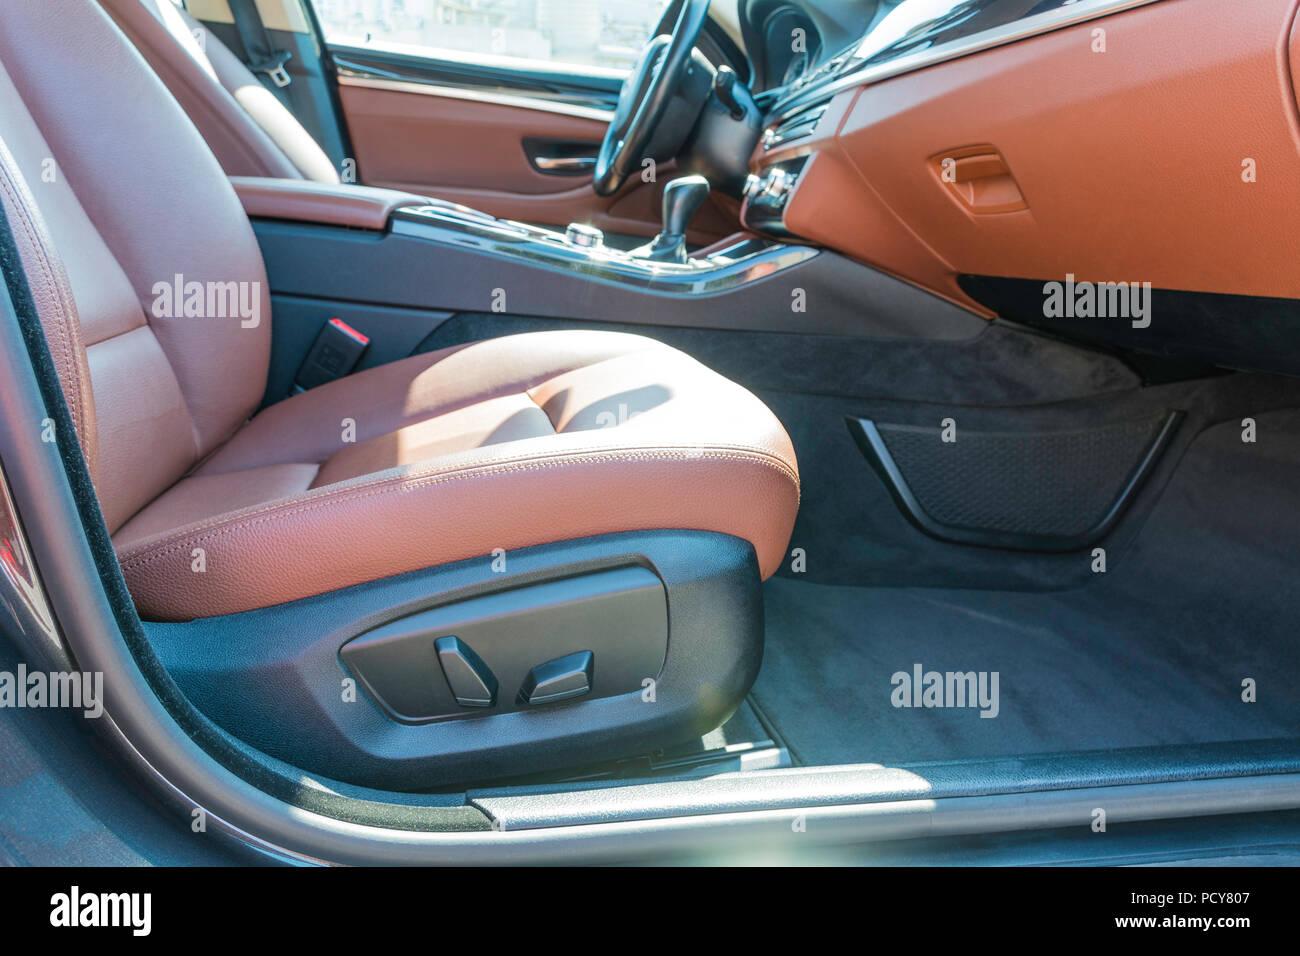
xmin=0 ymin=0 xmax=271 ymax=532
xmin=100 ymin=0 xmax=340 ymax=184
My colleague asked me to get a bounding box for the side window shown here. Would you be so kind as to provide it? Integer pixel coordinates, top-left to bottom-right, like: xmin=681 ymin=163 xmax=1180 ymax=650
xmin=308 ymin=0 xmax=668 ymax=75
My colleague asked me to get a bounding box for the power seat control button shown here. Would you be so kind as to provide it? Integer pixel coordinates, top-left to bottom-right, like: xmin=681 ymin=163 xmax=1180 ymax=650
xmin=434 ymin=636 xmax=498 ymax=708
xmin=518 ymin=651 xmax=594 ymax=706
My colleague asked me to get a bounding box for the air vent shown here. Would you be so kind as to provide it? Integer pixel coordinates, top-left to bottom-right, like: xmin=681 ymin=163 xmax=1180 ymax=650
xmin=762 ymin=100 xmax=830 ymax=150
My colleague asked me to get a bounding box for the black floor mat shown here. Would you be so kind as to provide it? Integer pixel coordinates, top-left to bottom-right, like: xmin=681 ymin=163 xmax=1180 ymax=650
xmin=753 ymin=410 xmax=1300 ymax=766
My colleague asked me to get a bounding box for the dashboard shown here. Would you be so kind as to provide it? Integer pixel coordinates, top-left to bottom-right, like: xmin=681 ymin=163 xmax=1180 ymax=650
xmin=739 ymin=0 xmax=895 ymax=92
xmin=734 ymin=0 xmax=1300 ymax=311
xmin=736 ymin=2 xmax=1177 ymax=307
xmin=723 ymin=0 xmax=1300 ymax=377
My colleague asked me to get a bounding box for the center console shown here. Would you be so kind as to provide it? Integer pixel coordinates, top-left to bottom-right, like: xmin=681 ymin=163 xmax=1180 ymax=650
xmin=240 ymin=172 xmax=983 ymax=368
xmin=390 ymin=196 xmax=815 ymax=295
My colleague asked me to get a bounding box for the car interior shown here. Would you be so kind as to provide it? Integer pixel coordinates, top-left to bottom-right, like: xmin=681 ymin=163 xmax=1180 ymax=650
xmin=2 ymin=0 xmax=1300 ymax=864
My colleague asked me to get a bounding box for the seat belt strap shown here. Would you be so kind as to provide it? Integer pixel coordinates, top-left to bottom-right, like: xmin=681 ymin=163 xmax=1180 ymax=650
xmin=226 ymin=0 xmax=293 ymax=89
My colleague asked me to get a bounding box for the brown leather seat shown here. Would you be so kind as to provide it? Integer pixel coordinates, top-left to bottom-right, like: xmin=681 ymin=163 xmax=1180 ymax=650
xmin=99 ymin=0 xmax=341 ymax=183
xmin=0 ymin=0 xmax=798 ymax=622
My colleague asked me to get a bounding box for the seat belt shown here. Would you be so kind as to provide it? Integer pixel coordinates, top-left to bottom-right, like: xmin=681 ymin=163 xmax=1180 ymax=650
xmin=292 ymin=318 xmax=369 ymax=394
xmin=226 ymin=0 xmax=293 ymax=89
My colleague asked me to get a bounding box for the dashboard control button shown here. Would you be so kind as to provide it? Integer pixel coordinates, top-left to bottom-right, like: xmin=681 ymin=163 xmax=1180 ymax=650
xmin=564 ymin=222 xmax=604 ymax=248
xmin=762 ymin=167 xmax=793 ymax=200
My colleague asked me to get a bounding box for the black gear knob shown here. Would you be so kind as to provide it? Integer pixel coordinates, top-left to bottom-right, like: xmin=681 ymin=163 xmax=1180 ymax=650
xmin=640 ymin=175 xmax=711 ymax=263
xmin=662 ymin=175 xmax=711 ymax=238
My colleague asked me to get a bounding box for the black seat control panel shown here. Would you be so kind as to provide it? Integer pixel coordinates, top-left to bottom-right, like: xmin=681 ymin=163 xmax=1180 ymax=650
xmin=339 ymin=566 xmax=666 ymax=723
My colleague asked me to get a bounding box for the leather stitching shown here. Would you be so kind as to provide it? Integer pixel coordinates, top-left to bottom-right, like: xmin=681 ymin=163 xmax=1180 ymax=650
xmin=118 ymin=446 xmax=800 ymax=569
xmin=0 ymin=159 xmax=91 ymax=465
xmin=180 ymin=440 xmax=799 ymax=537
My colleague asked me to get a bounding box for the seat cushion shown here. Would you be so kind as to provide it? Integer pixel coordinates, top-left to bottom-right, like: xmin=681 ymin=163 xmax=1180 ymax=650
xmin=113 ymin=330 xmax=800 ymax=621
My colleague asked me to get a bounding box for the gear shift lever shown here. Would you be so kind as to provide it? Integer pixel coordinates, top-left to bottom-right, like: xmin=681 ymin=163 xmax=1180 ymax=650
xmin=639 ymin=175 xmax=710 ymax=263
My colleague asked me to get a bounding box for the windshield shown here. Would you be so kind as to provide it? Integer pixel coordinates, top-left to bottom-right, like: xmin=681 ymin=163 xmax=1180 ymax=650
xmin=855 ymin=0 xmax=1093 ymax=67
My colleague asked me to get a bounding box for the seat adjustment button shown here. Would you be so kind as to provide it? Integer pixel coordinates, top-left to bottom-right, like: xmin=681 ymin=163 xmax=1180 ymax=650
xmin=518 ymin=651 xmax=594 ymax=706
xmin=434 ymin=636 xmax=497 ymax=708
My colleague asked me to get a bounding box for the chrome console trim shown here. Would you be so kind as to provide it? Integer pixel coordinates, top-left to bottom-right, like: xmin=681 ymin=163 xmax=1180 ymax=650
xmin=391 ymin=206 xmax=817 ymax=295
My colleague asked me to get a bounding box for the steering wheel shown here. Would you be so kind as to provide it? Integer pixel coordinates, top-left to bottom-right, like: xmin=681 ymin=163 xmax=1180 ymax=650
xmin=592 ymin=0 xmax=712 ymax=196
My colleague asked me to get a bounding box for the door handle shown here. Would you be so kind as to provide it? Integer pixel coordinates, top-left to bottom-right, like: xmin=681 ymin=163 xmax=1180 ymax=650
xmin=522 ymin=137 xmax=601 ymax=176
xmin=533 ymin=155 xmax=597 ymax=173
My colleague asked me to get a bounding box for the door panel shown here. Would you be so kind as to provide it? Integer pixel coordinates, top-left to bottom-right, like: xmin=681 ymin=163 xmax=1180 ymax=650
xmin=338 ymin=80 xmax=609 ymax=195
xmin=336 ymin=78 xmax=737 ymax=242
xmin=305 ymin=1 xmax=734 ymax=241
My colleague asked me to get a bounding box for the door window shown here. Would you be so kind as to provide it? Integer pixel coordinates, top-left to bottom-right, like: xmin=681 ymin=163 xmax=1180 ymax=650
xmin=309 ymin=0 xmax=669 ymax=74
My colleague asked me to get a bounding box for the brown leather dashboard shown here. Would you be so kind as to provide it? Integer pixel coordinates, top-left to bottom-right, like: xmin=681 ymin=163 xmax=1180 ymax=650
xmin=752 ymin=0 xmax=1300 ymax=314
